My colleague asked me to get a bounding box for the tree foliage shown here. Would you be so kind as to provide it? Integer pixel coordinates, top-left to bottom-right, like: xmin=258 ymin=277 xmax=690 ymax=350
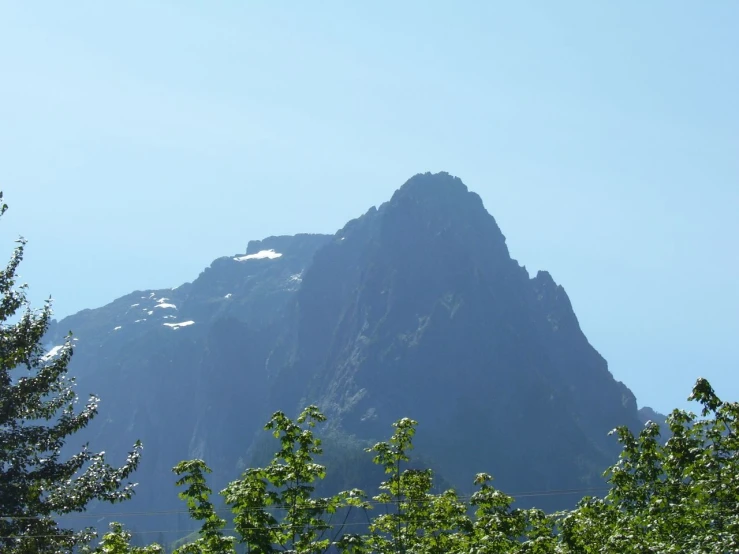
xmin=174 ymin=410 xmax=558 ymax=553
xmin=0 ymin=194 xmax=143 ymax=553
xmin=559 ymin=377 xmax=739 ymax=553
xmin=363 ymin=417 xmax=473 ymax=554
xmin=172 ymin=460 xmax=234 ymax=554
xmin=175 ymin=405 xmax=368 ymax=554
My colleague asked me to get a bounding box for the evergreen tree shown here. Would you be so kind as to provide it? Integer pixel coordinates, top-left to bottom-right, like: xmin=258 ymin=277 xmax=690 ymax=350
xmin=0 ymin=193 xmax=143 ymax=553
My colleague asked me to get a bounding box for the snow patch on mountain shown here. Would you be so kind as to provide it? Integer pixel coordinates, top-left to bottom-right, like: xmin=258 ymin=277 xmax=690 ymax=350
xmin=163 ymin=321 xmax=195 ymax=330
xmin=234 ymin=249 xmax=282 ymax=261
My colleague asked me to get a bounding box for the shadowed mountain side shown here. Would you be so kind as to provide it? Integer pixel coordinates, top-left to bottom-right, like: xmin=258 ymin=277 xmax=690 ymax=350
xmin=272 ymin=173 xmax=640 ymax=502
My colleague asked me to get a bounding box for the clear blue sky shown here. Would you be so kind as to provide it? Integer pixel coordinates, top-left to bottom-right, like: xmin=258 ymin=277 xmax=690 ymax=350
xmin=1 ymin=2 xmax=737 ymax=414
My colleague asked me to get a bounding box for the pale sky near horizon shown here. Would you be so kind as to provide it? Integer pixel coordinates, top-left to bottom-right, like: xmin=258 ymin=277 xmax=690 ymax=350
xmin=1 ymin=2 xmax=737 ymax=415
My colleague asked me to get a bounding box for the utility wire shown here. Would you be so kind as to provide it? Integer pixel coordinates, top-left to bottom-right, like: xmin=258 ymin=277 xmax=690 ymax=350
xmin=0 ymin=486 xmax=612 ymax=520
xmin=4 ymin=495 xmax=737 ymax=541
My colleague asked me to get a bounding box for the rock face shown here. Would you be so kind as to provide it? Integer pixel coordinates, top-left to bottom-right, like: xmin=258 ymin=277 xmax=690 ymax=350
xmin=271 ymin=173 xmax=639 ymax=497
xmin=48 ymin=173 xmax=642 ymax=534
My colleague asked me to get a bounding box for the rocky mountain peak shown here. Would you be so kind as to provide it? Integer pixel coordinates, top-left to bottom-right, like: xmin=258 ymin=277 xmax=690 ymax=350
xmin=390 ymin=171 xmax=471 ymax=203
xmin=50 ymin=172 xmax=645 ymax=532
xmin=380 ymin=172 xmax=508 ymax=259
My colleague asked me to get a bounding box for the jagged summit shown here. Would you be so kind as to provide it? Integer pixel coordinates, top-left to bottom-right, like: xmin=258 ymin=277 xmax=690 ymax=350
xmin=384 ymin=172 xmax=509 ymax=259
xmin=327 ymin=172 xmax=511 ymax=285
xmin=386 ymin=172 xmax=498 ymax=226
xmin=391 ymin=171 xmax=470 ymax=200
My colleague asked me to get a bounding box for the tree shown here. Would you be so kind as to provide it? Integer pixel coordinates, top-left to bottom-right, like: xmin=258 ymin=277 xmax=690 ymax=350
xmin=467 ymin=473 xmax=556 ymax=554
xmin=176 ymin=405 xmax=367 ymax=554
xmin=364 ymin=418 xmax=555 ymax=554
xmin=0 ymin=193 xmax=143 ymax=553
xmin=363 ymin=417 xmax=472 ymax=554
xmin=172 ymin=460 xmax=235 ymax=554
xmin=558 ymin=378 xmax=739 ymax=553
xmin=171 ymin=380 xmax=738 ymax=553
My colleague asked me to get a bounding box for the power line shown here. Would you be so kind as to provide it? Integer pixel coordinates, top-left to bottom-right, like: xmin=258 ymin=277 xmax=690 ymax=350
xmin=0 ymin=517 xmax=518 ymax=540
xmin=4 ymin=494 xmax=737 ymax=541
xmin=0 ymin=486 xmax=611 ymax=520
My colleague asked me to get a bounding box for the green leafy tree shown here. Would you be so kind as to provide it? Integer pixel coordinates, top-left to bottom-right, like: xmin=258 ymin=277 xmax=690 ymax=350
xmin=364 ymin=418 xmax=474 ymax=554
xmin=171 ymin=380 xmax=739 ymax=553
xmin=176 ymin=405 xmax=367 ymax=554
xmin=468 ymin=473 xmax=556 ymax=554
xmin=365 ymin=417 xmax=462 ymax=553
xmin=558 ymin=377 xmax=739 ymax=553
xmin=172 ymin=459 xmax=235 ymax=554
xmin=0 ymin=194 xmax=142 ymax=553
xmin=364 ymin=419 xmax=555 ymax=554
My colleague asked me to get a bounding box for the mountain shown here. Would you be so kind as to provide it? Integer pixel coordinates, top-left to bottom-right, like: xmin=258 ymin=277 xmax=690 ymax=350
xmin=268 ymin=173 xmax=640 ymax=498
xmin=47 ymin=172 xmax=643 ymax=535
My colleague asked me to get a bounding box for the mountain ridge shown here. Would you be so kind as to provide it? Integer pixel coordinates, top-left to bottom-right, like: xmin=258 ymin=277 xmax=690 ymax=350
xmin=48 ymin=172 xmax=649 ymax=532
